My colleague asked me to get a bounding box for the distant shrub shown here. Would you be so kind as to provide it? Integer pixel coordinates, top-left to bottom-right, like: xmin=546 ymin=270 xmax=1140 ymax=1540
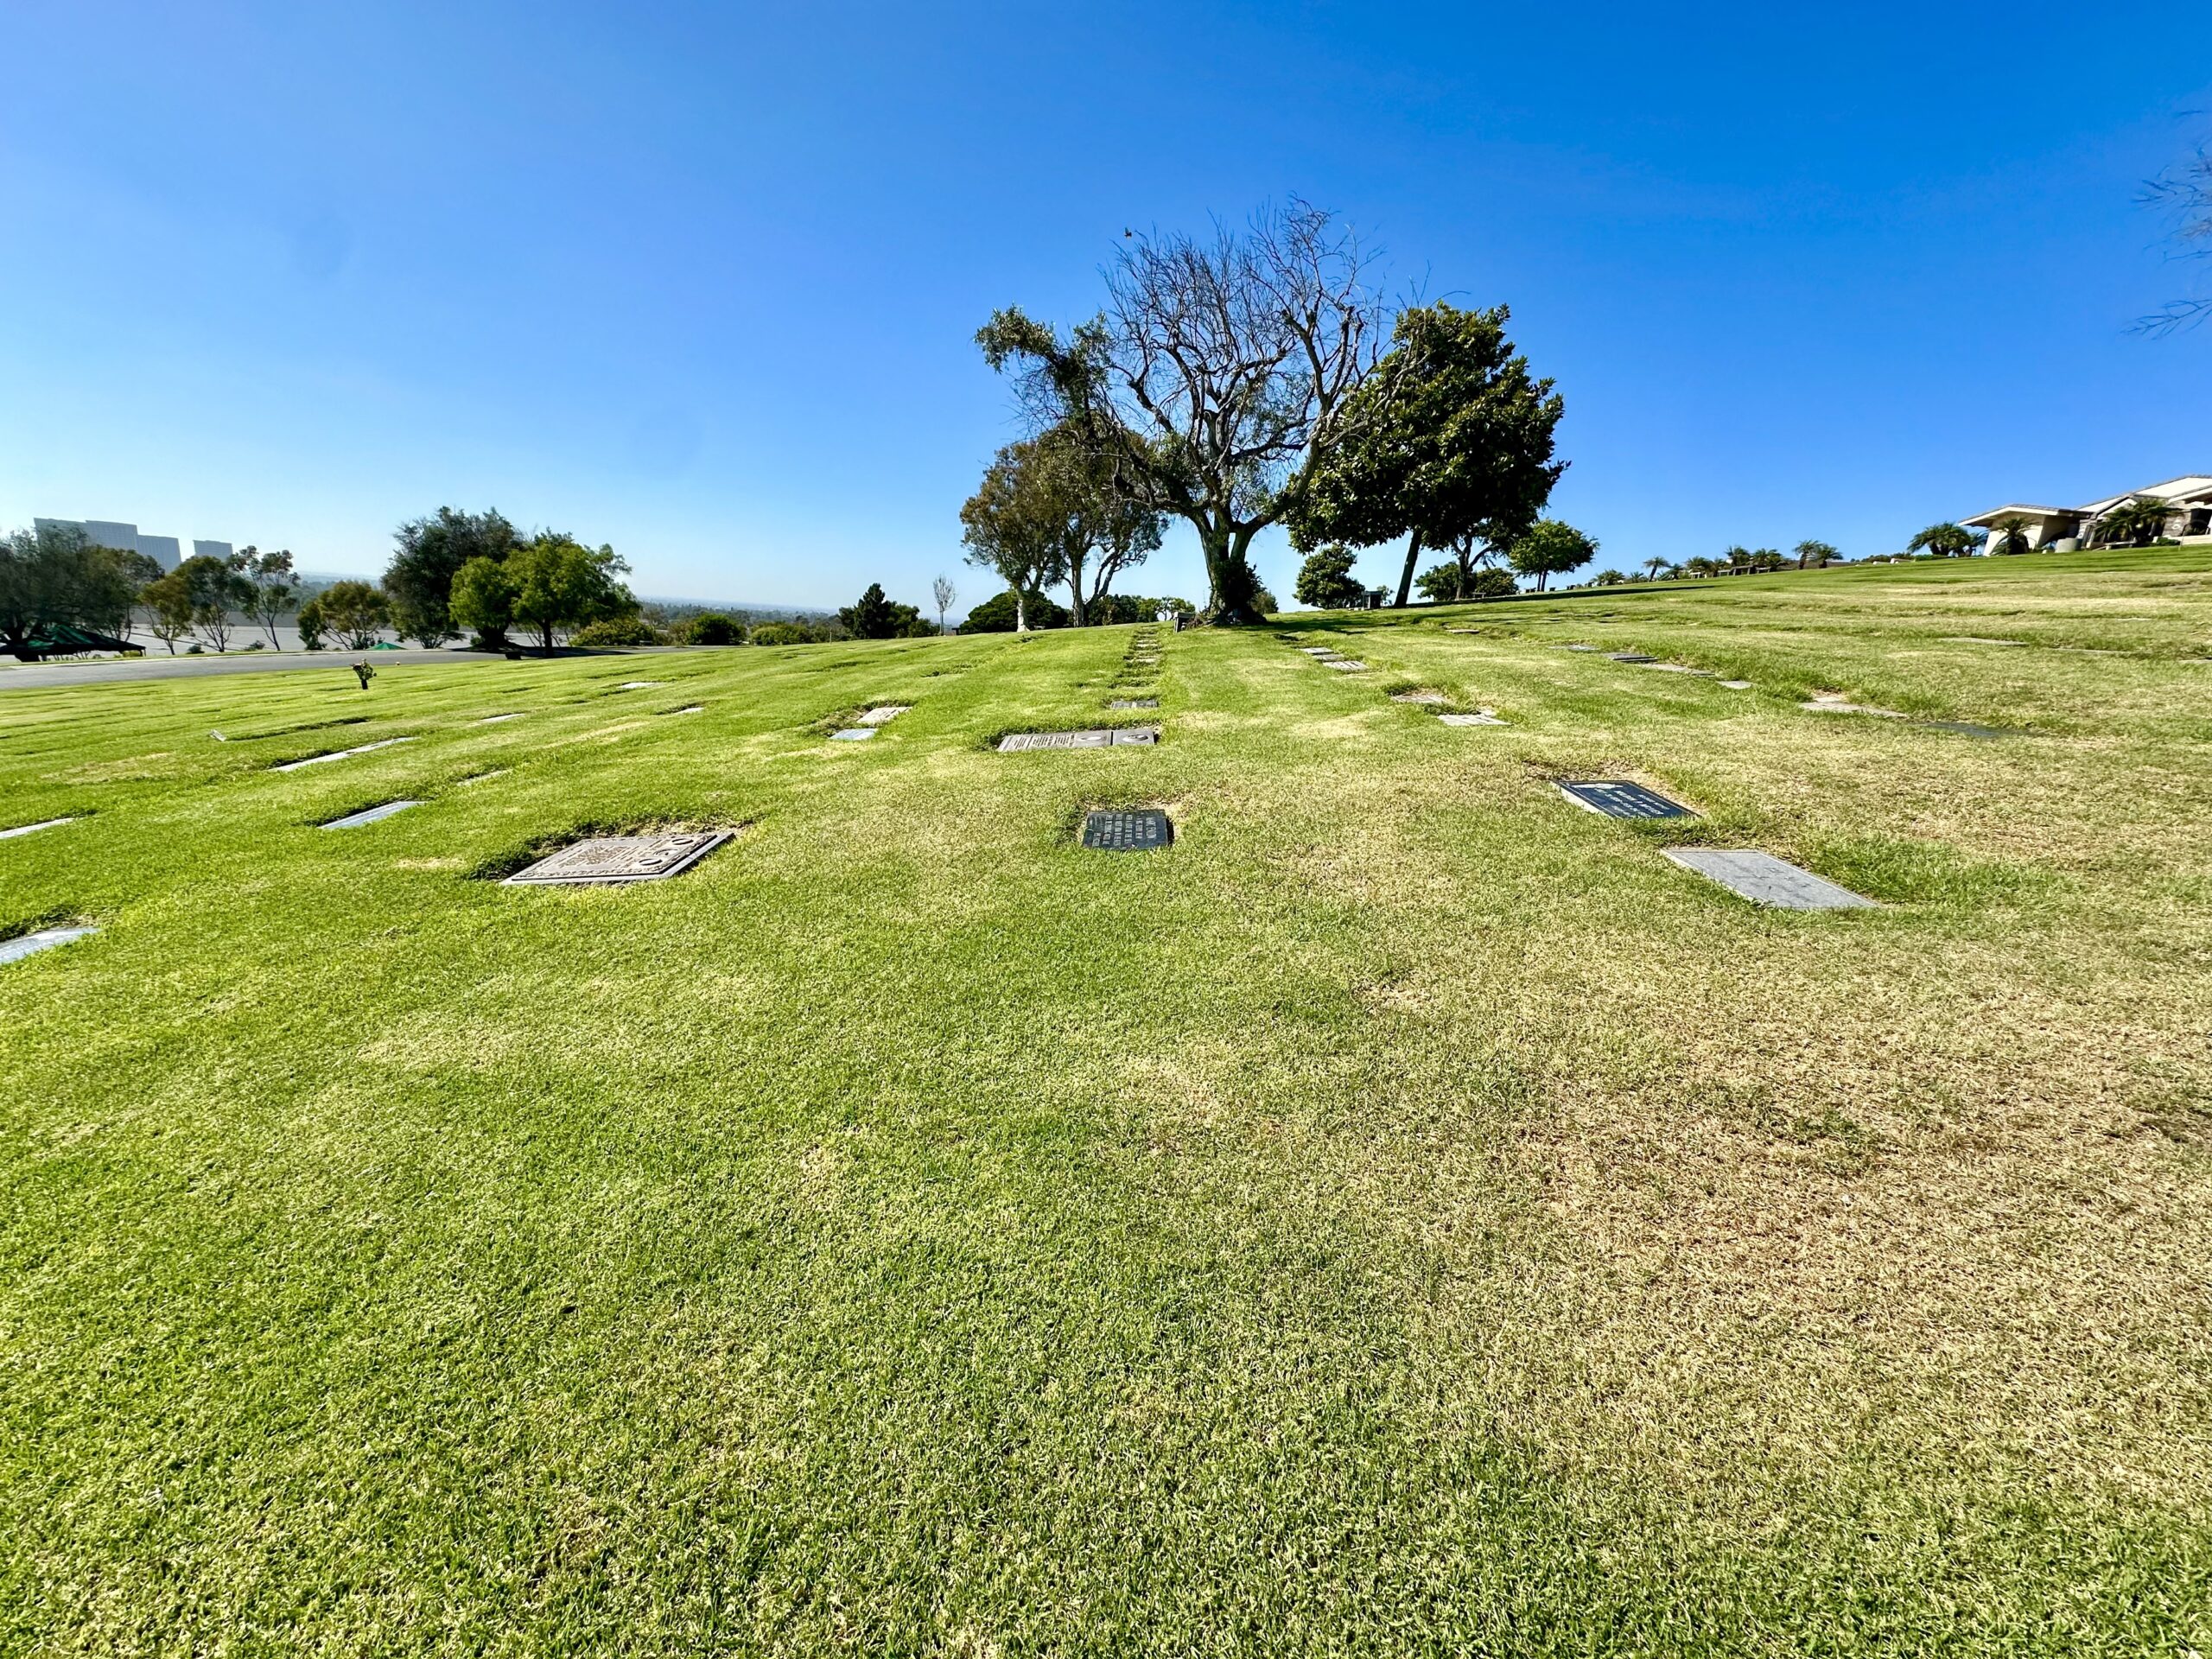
xmin=682 ymin=613 xmax=741 ymax=645
xmin=959 ymin=590 xmax=1070 ymax=632
xmin=569 ymin=617 xmax=666 ymax=647
xmin=241 ymin=639 xmax=265 ymax=651
xmin=750 ymin=621 xmax=816 ymax=646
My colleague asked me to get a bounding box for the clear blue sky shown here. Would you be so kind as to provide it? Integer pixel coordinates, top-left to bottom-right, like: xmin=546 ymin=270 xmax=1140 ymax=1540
xmin=3 ymin=2 xmax=2207 ymax=612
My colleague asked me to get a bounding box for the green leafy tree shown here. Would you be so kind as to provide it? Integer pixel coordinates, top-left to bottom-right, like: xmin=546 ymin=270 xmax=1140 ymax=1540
xmin=319 ymin=580 xmax=392 ymax=650
xmin=141 ymin=569 xmax=195 ymax=654
xmin=295 ymin=594 xmax=327 ymax=651
xmin=749 ymin=621 xmax=818 ymax=646
xmin=1288 ymin=302 xmax=1565 ymax=608
xmin=169 ymin=553 xmax=251 ymax=652
xmin=1592 ymin=569 xmax=1629 ymax=586
xmin=385 ymin=507 xmax=520 ymax=646
xmin=957 ymin=589 xmax=1071 ymax=632
xmin=1508 ymin=519 xmax=1597 ymax=592
xmin=1294 ymin=546 xmax=1364 ymax=610
xmin=683 ymin=613 xmax=742 ymax=645
xmin=977 ymin=200 xmax=1382 ymax=626
xmin=448 ymin=556 xmax=517 ymax=648
xmin=1420 ymin=564 xmax=1516 ymax=601
xmin=0 ymin=523 xmax=149 ymax=657
xmin=839 ymin=583 xmax=901 ymax=639
xmin=960 ymin=438 xmax=1071 ymax=632
xmin=1794 ymin=539 xmax=1841 ymax=568
xmin=1906 ymin=522 xmax=1980 ymax=558
xmin=505 ymin=534 xmax=636 ymax=649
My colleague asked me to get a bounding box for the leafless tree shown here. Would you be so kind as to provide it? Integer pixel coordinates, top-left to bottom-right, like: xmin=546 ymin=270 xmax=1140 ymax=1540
xmin=978 ymin=199 xmax=1388 ymax=625
xmin=931 ymin=573 xmax=957 ymax=634
xmin=2139 ymin=142 xmax=2212 ymax=334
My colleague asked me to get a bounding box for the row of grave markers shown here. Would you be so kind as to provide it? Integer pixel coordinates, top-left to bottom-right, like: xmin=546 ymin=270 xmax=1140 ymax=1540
xmin=1293 ymin=630 xmax=1878 ymax=910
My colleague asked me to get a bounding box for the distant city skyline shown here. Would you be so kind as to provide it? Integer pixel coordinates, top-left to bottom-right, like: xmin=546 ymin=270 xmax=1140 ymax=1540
xmin=3 ymin=2 xmax=2207 ymax=610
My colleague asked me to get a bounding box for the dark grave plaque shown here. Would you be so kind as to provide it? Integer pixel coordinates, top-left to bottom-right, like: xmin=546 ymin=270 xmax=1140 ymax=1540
xmin=1082 ymin=808 xmax=1172 ymax=851
xmin=0 ymin=925 xmax=97 ymax=966
xmin=322 ymin=800 xmax=422 ymax=830
xmin=1605 ymin=652 xmax=1657 ymax=664
xmin=1557 ymin=779 xmax=1693 ymax=819
xmin=505 ymin=830 xmax=734 ymax=886
xmin=1110 ymin=725 xmax=1158 ymax=746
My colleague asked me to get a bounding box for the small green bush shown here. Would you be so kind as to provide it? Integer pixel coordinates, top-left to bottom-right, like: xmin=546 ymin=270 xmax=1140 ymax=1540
xmin=569 ymin=617 xmax=667 ymax=648
xmin=682 ymin=613 xmax=741 ymax=645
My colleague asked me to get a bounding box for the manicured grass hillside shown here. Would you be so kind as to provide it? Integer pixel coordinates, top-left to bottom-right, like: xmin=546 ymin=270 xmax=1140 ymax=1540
xmin=3 ymin=550 xmax=2209 ymax=1655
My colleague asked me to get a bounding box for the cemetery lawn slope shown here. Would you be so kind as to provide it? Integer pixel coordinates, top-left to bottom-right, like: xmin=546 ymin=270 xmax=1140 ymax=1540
xmin=3 ymin=550 xmax=2210 ymax=1655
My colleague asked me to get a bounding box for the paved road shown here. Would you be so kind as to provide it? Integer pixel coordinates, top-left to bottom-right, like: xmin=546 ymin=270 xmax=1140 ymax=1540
xmin=0 ymin=648 xmax=512 ymax=691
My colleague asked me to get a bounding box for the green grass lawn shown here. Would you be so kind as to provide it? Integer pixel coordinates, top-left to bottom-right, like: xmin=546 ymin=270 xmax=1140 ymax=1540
xmin=3 ymin=548 xmax=2210 ymax=1655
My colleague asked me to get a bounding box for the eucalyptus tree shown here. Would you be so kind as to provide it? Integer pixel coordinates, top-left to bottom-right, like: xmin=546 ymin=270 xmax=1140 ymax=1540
xmin=931 ymin=575 xmax=957 ymax=635
xmin=1288 ymin=302 xmax=1564 ymax=608
xmin=237 ymin=547 xmax=298 ymax=648
xmin=977 ymin=200 xmax=1385 ymax=625
xmin=2140 ymin=142 xmax=2212 ymax=334
xmin=385 ymin=507 xmax=520 ymax=647
xmin=959 ymin=438 xmax=1070 ymax=632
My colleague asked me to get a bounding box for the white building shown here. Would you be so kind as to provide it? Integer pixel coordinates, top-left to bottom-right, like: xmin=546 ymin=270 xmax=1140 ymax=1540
xmin=33 ymin=517 xmax=191 ymax=571
xmin=1961 ymin=475 xmax=2212 ymax=550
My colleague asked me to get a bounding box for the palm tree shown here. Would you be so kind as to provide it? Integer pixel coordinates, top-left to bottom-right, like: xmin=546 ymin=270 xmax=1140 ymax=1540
xmin=1641 ymin=556 xmax=1669 ymax=582
xmin=1907 ymin=523 xmax=1979 ymax=558
xmin=1794 ymin=539 xmax=1840 ymax=568
xmin=1987 ymin=515 xmax=2033 ymax=556
xmin=1683 ymin=556 xmax=1721 ymax=579
xmin=2094 ymin=496 xmax=2171 ymax=547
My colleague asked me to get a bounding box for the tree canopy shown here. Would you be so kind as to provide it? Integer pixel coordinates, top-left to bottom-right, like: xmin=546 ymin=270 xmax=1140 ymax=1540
xmin=0 ymin=523 xmax=154 ymax=658
xmin=977 ymin=200 xmax=1383 ymax=625
xmin=385 ymin=507 xmax=520 ymax=647
xmin=1907 ymin=523 xmax=1980 ymax=558
xmin=838 ymin=583 xmax=931 ymax=639
xmin=453 ymin=536 xmax=637 ymax=650
xmin=1294 ymin=546 xmax=1364 ymax=610
xmin=1506 ymin=519 xmax=1597 ymax=592
xmin=959 ymin=439 xmax=1071 ymax=632
xmin=1288 ymin=302 xmax=1565 ymax=607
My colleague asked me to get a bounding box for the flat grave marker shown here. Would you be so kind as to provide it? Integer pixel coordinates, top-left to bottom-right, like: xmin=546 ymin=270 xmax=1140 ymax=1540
xmin=1390 ymin=690 xmax=1449 ymax=704
xmin=1919 ymin=720 xmax=2016 ymax=739
xmin=322 ymin=800 xmax=423 ymax=830
xmin=1636 ymin=662 xmax=1709 ymax=675
xmin=1663 ymin=849 xmax=1876 ymax=910
xmin=0 ymin=817 xmax=79 ymax=842
xmin=1080 ymin=808 xmax=1173 ymax=851
xmin=1300 ymin=647 xmax=1337 ymax=656
xmin=829 ymin=728 xmax=876 ymax=741
xmin=613 ymin=680 xmax=665 ymax=690
xmin=1324 ymin=659 xmax=1368 ymax=671
xmin=1108 ymin=698 xmax=1159 ymax=709
xmin=998 ymin=727 xmax=1158 ymax=752
xmin=664 ymin=705 xmax=705 ymax=715
xmin=1719 ymin=680 xmax=1753 ymax=690
xmin=1606 ymin=652 xmax=1657 ymax=664
xmin=476 ymin=713 xmax=526 ymax=724
xmin=271 ymin=737 xmax=416 ymax=772
xmin=1438 ymin=711 xmax=1507 ymax=727
xmin=855 ymin=705 xmax=909 ymax=726
xmin=505 ymin=830 xmax=734 ymax=887
xmin=0 ymin=925 xmax=98 ymax=966
xmin=1802 ymin=692 xmax=1905 ymax=719
xmin=1556 ymin=779 xmax=1694 ymax=819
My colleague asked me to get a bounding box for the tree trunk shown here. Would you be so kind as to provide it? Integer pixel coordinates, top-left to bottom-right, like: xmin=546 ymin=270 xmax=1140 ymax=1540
xmin=1067 ymin=548 xmax=1086 ymax=627
xmin=1394 ymin=528 xmax=1424 ymax=608
xmin=1202 ymin=522 xmax=1268 ymax=625
xmin=1014 ymin=588 xmax=1027 ymax=632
